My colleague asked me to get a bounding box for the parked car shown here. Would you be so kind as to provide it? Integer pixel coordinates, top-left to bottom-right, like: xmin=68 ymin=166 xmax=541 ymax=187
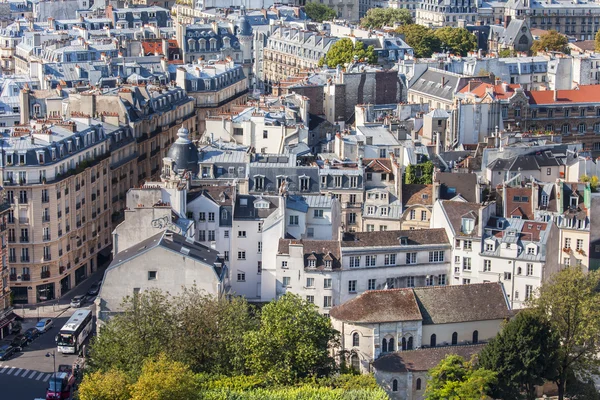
xmin=0 ymin=344 xmax=17 ymax=361
xmin=11 ymin=334 xmax=28 ymax=349
xmin=23 ymin=327 xmax=40 ymax=342
xmin=36 ymin=318 xmax=53 ymax=333
xmin=10 ymin=320 xmax=21 ymax=334
xmin=87 ymin=282 xmax=100 ymax=296
xmin=70 ymin=295 xmax=86 ymax=308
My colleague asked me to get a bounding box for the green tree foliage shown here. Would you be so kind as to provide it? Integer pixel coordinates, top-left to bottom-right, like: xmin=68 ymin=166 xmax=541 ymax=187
xmin=529 ymin=267 xmax=600 ymax=400
xmin=579 ymin=174 xmax=598 ymax=192
xmin=478 ymin=310 xmax=559 ymax=400
xmin=130 ymin=354 xmax=199 ymax=400
xmin=244 ymin=293 xmax=339 ymax=384
xmin=433 ymin=27 xmax=477 ymax=56
xmin=304 ymin=3 xmax=337 ymax=23
xmin=498 ymin=48 xmax=516 ymax=58
xmin=88 ymin=288 xmax=255 ymax=378
xmin=200 ymin=386 xmax=389 ymax=400
xmin=425 ymin=354 xmax=497 ymax=400
xmin=531 ymin=30 xmax=569 ymax=54
xmin=320 ymin=38 xmax=377 ymax=68
xmin=360 ymin=8 xmax=412 ymax=29
xmin=78 ymin=370 xmax=131 ymax=400
xmin=596 ymin=30 xmax=600 ymax=52
xmin=395 ymin=24 xmax=441 ymax=58
xmin=404 ymin=161 xmax=434 ymax=184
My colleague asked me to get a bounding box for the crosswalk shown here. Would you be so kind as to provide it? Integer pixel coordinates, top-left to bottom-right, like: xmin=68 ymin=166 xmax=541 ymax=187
xmin=0 ymin=364 xmax=52 ymax=382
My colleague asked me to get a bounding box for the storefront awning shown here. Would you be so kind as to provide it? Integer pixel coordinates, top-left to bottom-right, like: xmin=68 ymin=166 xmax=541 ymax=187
xmin=0 ymin=312 xmax=21 ymax=329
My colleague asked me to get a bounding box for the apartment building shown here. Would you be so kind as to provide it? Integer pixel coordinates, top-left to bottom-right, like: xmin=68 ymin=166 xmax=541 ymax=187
xmin=417 ymin=0 xmax=480 ymax=27
xmin=0 ymin=196 xmax=14 ymax=338
xmin=4 ymin=120 xmax=112 ymax=304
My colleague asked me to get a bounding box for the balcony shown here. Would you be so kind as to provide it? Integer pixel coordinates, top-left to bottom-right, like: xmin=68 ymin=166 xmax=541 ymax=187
xmin=19 ymin=236 xmax=29 ymax=243
xmin=20 ymin=257 xmax=29 ymax=262
xmin=43 ymin=235 xmax=51 ymax=241
xmin=344 ymin=202 xmax=362 ymax=209
xmin=21 ymin=274 xmax=30 ymax=281
xmin=43 ymin=254 xmax=51 ymax=261
xmin=138 ymin=153 xmax=147 ymax=163
xmin=150 ymin=147 xmax=160 ymax=157
xmin=41 ymin=271 xmax=50 ymax=279
xmin=41 ymin=196 xmax=49 ymax=203
xmin=57 ymin=211 xmax=62 ymax=219
xmin=58 ymin=249 xmax=63 ymax=257
xmin=76 ymin=203 xmax=81 ymax=210
xmin=18 ymin=217 xmax=29 ymax=224
xmin=9 ymin=274 xmax=16 ymax=281
xmin=75 ymin=184 xmax=81 ymax=191
xmin=65 ymin=207 xmax=70 ymax=214
xmin=42 ymin=215 xmax=50 ymax=223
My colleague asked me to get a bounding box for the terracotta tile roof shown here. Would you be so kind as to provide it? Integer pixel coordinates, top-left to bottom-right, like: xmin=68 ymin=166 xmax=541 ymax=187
xmin=340 ymin=229 xmax=449 ymax=248
xmin=330 ymin=288 xmax=422 ymax=323
xmin=277 ymin=239 xmax=341 ymax=270
xmin=402 ymin=184 xmax=433 ymax=206
xmin=504 ymin=186 xmax=533 ymax=220
xmin=364 ymin=158 xmax=393 ymax=172
xmin=373 ymin=344 xmax=486 ymax=372
xmin=527 ymin=85 xmax=600 ymax=105
xmin=459 ymin=82 xmax=521 ymax=100
xmin=413 ymin=282 xmax=510 ymax=325
xmin=520 ymin=221 xmax=547 ymax=242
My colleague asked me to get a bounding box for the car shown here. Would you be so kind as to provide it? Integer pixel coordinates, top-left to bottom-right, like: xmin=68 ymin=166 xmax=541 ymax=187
xmin=70 ymin=295 xmax=86 ymax=308
xmin=11 ymin=334 xmax=28 ymax=349
xmin=0 ymin=344 xmax=17 ymax=361
xmin=87 ymin=282 xmax=100 ymax=296
xmin=23 ymin=327 xmax=40 ymax=342
xmin=35 ymin=318 xmax=53 ymax=333
xmin=10 ymin=320 xmax=21 ymax=334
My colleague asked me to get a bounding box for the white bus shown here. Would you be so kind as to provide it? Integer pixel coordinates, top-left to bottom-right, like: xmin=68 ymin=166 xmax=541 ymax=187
xmin=56 ymin=309 xmax=93 ymax=354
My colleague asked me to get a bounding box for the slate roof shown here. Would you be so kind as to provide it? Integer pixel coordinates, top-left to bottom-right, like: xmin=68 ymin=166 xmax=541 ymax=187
xmin=487 ymin=153 xmax=562 ymax=172
xmin=340 ymin=229 xmax=449 ymax=248
xmin=233 ymin=195 xmax=279 ymax=219
xmin=402 ymin=184 xmax=433 ymax=206
xmin=409 ymin=68 xmax=470 ymax=102
xmin=413 ymin=283 xmax=510 ymax=325
xmin=278 ymin=239 xmax=341 ymax=270
xmin=329 ymin=289 xmax=422 ymax=323
xmin=373 ymin=344 xmax=486 ymax=373
xmin=436 ymin=172 xmax=478 ymax=202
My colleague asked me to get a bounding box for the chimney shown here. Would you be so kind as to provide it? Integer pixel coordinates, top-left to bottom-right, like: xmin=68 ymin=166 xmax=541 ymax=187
xmin=19 ymin=86 xmax=30 ymax=125
xmin=47 ymin=17 xmax=55 ymax=29
xmin=501 ymin=82 xmax=508 ymax=93
xmin=553 ymin=89 xmax=558 ymax=102
xmin=504 ymin=16 xmax=511 ymax=28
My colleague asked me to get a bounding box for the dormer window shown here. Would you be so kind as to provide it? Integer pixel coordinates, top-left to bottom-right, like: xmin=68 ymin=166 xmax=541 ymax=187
xmin=300 ymin=176 xmax=309 ymax=191
xmin=367 ymin=206 xmax=375 ymax=215
xmin=399 ymin=236 xmax=408 ymax=245
xmin=325 ymin=260 xmax=332 ymax=269
xmin=308 ymin=259 xmax=316 ymax=268
xmin=527 ymin=245 xmax=537 ymax=255
xmin=461 ymin=217 xmax=474 ymax=234
xmin=380 ymin=207 xmax=388 ymax=216
xmin=240 ymin=198 xmax=248 ymax=206
xmin=570 ymin=196 xmax=579 ymax=208
xmin=254 ymin=200 xmax=269 ymax=209
xmin=37 ymin=152 xmax=44 ymax=164
xmin=276 ymin=175 xmax=286 ymax=189
xmin=254 ymin=175 xmax=264 ymax=191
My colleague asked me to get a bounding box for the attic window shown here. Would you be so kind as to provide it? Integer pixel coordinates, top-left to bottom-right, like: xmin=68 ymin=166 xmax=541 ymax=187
xmin=308 ymin=259 xmax=316 ymax=268
xmin=325 ymin=260 xmax=332 ymax=269
xmin=570 ymin=196 xmax=578 ymax=207
xmin=461 ymin=217 xmax=474 ymax=234
xmin=399 ymin=236 xmax=408 ymax=245
xmin=240 ymin=198 xmax=248 ymax=206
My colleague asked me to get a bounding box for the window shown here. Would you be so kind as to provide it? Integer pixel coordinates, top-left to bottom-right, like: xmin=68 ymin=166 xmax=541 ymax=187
xmin=238 ymin=231 xmax=246 ymax=238
xmin=263 ymin=130 xmax=268 ymax=139
xmin=237 ymin=273 xmax=246 ymax=282
xmin=406 ymin=252 xmax=417 ymax=264
xmin=238 ymin=251 xmax=246 ymax=260
xmin=306 ymin=295 xmax=314 ymax=304
xmin=148 ymin=271 xmax=157 ymax=280
xmin=380 ymin=207 xmax=388 ymax=216
xmin=208 ymin=230 xmax=215 ymax=241
xmin=416 ymin=378 xmax=422 ymax=391
xmin=368 ymin=279 xmax=376 ymax=290
xmin=324 ymin=278 xmax=332 ymax=289
xmin=257 ymin=262 xmax=262 ymax=274
xmin=426 ymin=275 xmax=434 ymax=286
xmin=352 ymin=332 xmax=360 ymax=347
xmin=313 ymin=209 xmax=323 ymax=218
xmin=224 ymin=230 xmax=229 ymax=238
xmin=430 ymin=334 xmax=437 ymax=347
xmin=452 ymin=332 xmax=458 ymax=345
xmin=579 ymin=123 xmax=586 ymax=133
xmin=463 ymin=278 xmax=471 ymax=284
xmin=283 ymin=277 xmax=291 ymax=287
xmin=324 ymin=296 xmax=332 ymax=307
xmin=199 ymin=230 xmax=206 ymax=241
xmin=258 ymin=241 xmax=262 ymax=253
xmin=576 ymin=239 xmax=584 ymax=251
xmin=349 ymin=256 xmax=361 ymax=268
xmin=438 ymin=274 xmax=446 ymax=285
xmin=308 ymin=259 xmax=316 ymax=268
xmin=527 ymin=263 xmax=534 ymax=276
xmin=289 ymin=215 xmax=298 ymax=225
xmin=429 ymin=251 xmax=444 ymax=263
xmin=348 ymin=280 xmax=357 ymax=292
xmin=463 ymin=257 xmax=471 ymax=270
xmin=483 ymin=260 xmax=491 ymax=272
xmin=406 ymin=276 xmax=415 ymax=287
xmin=564 ymin=238 xmax=571 ymax=249
xmin=380 ymin=225 xmax=388 ymax=231
xmin=462 ymin=218 xmax=474 ymax=234
xmin=224 ymin=251 xmax=229 ymax=261
xmin=409 ymin=210 xmax=416 ymax=220
xmin=504 ymin=272 xmax=512 ymax=280
xmin=384 ymin=254 xmax=396 ymax=265
xmin=208 ymin=212 xmax=215 ymax=222
xmin=351 ymin=354 xmax=360 ymax=371
xmin=334 ymin=176 xmax=342 ymax=187
xmin=392 ymin=380 xmax=398 ymax=392
xmin=464 ymin=240 xmax=472 ymax=250
xmin=421 ymin=210 xmax=427 ymax=221
xmin=367 ymin=224 xmax=375 ymax=232
xmin=564 ymin=257 xmax=570 ymax=266
xmin=365 ymin=255 xmax=376 ymax=266
xmin=525 ymin=285 xmax=533 ymax=300
xmin=367 ymin=206 xmax=375 ymax=215
xmin=527 ymin=247 xmax=535 ymax=255
xmin=472 ymin=330 xmax=479 ymax=344
xmin=281 ymin=261 xmax=289 ymax=269
xmin=199 ymin=212 xmax=206 ymax=221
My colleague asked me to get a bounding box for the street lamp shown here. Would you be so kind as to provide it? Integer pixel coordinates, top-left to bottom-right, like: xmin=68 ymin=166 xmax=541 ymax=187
xmin=46 ymin=351 xmax=56 ymax=380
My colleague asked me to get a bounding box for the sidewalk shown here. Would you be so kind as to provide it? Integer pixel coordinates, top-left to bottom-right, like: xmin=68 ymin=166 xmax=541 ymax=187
xmin=15 ymin=303 xmax=73 ymax=320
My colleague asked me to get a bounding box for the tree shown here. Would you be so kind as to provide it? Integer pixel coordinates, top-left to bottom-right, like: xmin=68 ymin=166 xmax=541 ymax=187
xmin=320 ymin=38 xmax=377 ymax=68
xmin=478 ymin=311 xmax=559 ymax=400
xmin=304 ymin=3 xmax=337 ymax=23
xmin=498 ymin=48 xmax=515 ymax=58
xmin=78 ymin=370 xmax=131 ymax=400
xmin=531 ymin=30 xmax=569 ymax=54
xmin=360 ymin=8 xmax=412 ymax=29
xmin=130 ymin=354 xmax=199 ymax=400
xmin=529 ymin=267 xmax=600 ymax=400
xmin=244 ymin=293 xmax=339 ymax=384
xmin=596 ymin=30 xmax=600 ymax=52
xmin=580 ymin=175 xmax=598 ymax=192
xmin=434 ymin=27 xmax=477 ymax=56
xmin=425 ymin=354 xmax=496 ymax=400
xmin=395 ymin=24 xmax=441 ymax=58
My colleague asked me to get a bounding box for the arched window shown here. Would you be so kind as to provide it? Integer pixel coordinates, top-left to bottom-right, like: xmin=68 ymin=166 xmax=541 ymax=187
xmin=392 ymin=379 xmax=398 ymax=392
xmin=352 ymin=332 xmax=359 ymax=347
xmin=416 ymin=378 xmax=422 ymax=390
xmin=430 ymin=334 xmax=436 ymax=347
xmin=452 ymin=332 xmax=458 ymax=345
xmin=518 ymin=35 xmax=529 ymax=45
xmin=407 ymin=336 xmax=413 ymax=350
xmin=473 ymin=330 xmax=479 ymax=344
xmin=388 ymin=338 xmax=395 ymax=352
xmin=350 ymin=354 xmax=360 ymax=371
xmin=382 ymin=338 xmax=387 ymax=352
xmin=401 ymin=337 xmax=407 ymax=351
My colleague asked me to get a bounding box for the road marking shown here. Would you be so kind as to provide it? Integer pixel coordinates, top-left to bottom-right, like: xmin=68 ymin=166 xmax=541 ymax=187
xmin=36 ymin=372 xmax=45 ymax=380
xmin=6 ymin=367 xmax=15 ymax=375
xmin=43 ymin=373 xmax=51 ymax=382
xmin=13 ymin=368 xmax=23 ymax=376
xmin=28 ymin=370 xmax=37 ymax=378
xmin=0 ymin=365 xmax=6 ymax=373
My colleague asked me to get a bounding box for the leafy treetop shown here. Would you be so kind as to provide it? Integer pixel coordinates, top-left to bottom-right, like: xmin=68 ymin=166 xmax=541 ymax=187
xmin=531 ymin=30 xmax=569 ymax=54
xmin=425 ymin=354 xmax=497 ymax=400
xmin=360 ymin=8 xmax=412 ymax=29
xmin=304 ymin=3 xmax=337 ymax=23
xmin=319 ymin=38 xmax=377 ymax=68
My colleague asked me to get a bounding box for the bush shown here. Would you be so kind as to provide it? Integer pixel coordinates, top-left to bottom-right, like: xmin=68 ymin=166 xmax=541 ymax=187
xmin=199 ymin=386 xmax=389 ymax=400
